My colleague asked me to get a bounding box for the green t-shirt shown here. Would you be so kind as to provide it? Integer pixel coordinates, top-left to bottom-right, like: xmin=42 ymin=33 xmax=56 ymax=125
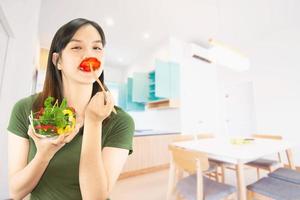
xmin=7 ymin=94 xmax=134 ymax=200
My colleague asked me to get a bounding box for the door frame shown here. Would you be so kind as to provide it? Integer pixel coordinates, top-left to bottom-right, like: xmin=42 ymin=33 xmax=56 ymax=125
xmin=0 ymin=5 xmax=14 ymax=98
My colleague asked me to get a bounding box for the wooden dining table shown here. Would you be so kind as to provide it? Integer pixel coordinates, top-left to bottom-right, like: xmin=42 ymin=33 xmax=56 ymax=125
xmin=171 ymin=137 xmax=296 ymax=200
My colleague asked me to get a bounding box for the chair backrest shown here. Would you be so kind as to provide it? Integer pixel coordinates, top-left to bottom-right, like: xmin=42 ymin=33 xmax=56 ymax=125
xmin=174 ymin=133 xmax=214 ymax=142
xmin=173 ymin=134 xmax=194 ymax=142
xmin=253 ymin=134 xmax=283 ymax=162
xmin=197 ymin=133 xmax=214 ymax=140
xmin=169 ymin=145 xmax=209 ymax=174
xmin=252 ymin=134 xmax=282 ymax=140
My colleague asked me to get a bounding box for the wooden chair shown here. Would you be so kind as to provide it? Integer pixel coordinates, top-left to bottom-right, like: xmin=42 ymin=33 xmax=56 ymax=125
xmin=173 ymin=133 xmax=215 ymax=142
xmin=167 ymin=145 xmax=236 ymax=200
xmin=173 ymin=134 xmax=222 ymax=182
xmin=268 ymin=167 xmax=300 ymax=184
xmin=246 ymin=134 xmax=283 ymax=179
xmin=247 ymin=176 xmax=300 ymax=200
xmin=248 ymin=168 xmax=300 ymax=199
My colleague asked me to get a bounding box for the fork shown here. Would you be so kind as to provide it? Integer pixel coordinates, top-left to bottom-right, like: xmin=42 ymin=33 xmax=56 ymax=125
xmin=89 ymin=64 xmax=117 ymax=114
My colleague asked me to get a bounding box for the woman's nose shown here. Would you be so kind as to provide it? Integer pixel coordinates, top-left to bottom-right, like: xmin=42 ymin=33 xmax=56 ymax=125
xmin=82 ymin=48 xmax=96 ymax=59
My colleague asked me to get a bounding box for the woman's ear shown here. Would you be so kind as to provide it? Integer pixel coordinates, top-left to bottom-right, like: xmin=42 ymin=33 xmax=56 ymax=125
xmin=52 ymin=52 xmax=61 ymax=70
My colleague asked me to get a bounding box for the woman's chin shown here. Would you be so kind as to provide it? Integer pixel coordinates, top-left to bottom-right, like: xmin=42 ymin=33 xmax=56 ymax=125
xmin=73 ymin=75 xmax=95 ymax=85
xmin=78 ymin=68 xmax=102 ymax=76
xmin=68 ymin=69 xmax=102 ymax=85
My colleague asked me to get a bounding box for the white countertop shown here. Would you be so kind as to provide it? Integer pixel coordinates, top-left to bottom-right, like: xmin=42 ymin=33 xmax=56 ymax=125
xmin=134 ymin=129 xmax=180 ymax=136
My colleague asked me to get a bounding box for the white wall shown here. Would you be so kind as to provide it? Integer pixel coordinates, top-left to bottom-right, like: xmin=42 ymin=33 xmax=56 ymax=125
xmin=180 ymin=46 xmax=219 ymax=135
xmin=129 ymin=109 xmax=181 ymax=132
xmin=104 ymin=66 xmax=126 ymax=83
xmin=0 ymin=0 xmax=41 ymax=198
xmin=126 ymin=37 xmax=184 ymax=76
xmin=216 ymin=67 xmax=256 ymax=138
xmin=249 ymin=28 xmax=300 ymax=165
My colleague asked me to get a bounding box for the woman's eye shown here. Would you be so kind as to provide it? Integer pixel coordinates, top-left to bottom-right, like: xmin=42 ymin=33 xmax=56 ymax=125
xmin=71 ymin=46 xmax=82 ymax=50
xmin=93 ymin=47 xmax=102 ymax=51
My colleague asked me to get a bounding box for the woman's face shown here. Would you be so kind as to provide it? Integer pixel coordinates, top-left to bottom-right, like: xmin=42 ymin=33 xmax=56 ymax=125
xmin=57 ymin=24 xmax=104 ymax=85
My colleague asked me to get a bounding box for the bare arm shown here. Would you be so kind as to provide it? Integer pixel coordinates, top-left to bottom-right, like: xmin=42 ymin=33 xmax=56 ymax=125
xmin=79 ymin=92 xmax=129 ymax=200
xmin=8 ymin=133 xmax=51 ymax=199
xmin=79 ymin=120 xmax=129 ymax=200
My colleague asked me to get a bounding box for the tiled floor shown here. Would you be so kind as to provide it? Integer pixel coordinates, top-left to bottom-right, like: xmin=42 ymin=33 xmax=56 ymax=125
xmin=111 ymin=167 xmax=266 ymax=200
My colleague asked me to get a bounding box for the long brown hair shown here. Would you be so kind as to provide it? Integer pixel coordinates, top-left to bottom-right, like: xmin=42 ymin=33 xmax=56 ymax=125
xmin=33 ymin=18 xmax=107 ymax=112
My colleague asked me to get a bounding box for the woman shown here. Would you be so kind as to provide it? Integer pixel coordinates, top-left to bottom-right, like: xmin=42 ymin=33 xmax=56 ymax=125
xmin=7 ymin=18 xmax=134 ymax=200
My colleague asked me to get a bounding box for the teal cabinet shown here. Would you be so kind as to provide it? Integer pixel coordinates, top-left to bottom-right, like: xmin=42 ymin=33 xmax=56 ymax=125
xmin=169 ymin=61 xmax=180 ymax=98
xmin=119 ymin=60 xmax=180 ymax=111
xmin=118 ymin=79 xmax=145 ymax=111
xmin=155 ymin=59 xmax=180 ymax=99
xmin=132 ymin=72 xmax=149 ymax=102
xmin=118 ymin=83 xmax=127 ymax=110
xmin=131 ymin=70 xmax=165 ymax=103
xmin=155 ymin=60 xmax=170 ymax=98
xmin=148 ymin=71 xmax=163 ymax=102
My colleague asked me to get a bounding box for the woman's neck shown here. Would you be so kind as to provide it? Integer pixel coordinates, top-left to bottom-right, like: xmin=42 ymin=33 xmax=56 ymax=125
xmin=62 ymin=80 xmax=93 ymax=120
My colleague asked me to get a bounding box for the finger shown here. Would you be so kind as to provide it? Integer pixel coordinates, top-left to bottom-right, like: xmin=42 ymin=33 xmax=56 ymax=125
xmin=76 ymin=116 xmax=84 ymax=126
xmin=32 ymin=129 xmax=44 ymax=139
xmin=27 ymin=125 xmax=39 ymax=141
xmin=111 ymin=94 xmax=115 ymax=105
xmin=75 ymin=120 xmax=83 ymax=131
xmin=101 ymin=91 xmax=108 ymax=105
xmin=51 ymin=134 xmax=66 ymax=145
xmin=105 ymin=92 xmax=113 ymax=104
xmin=95 ymin=92 xmax=106 ymax=105
xmin=64 ymin=125 xmax=81 ymax=143
xmin=105 ymin=92 xmax=117 ymax=114
xmin=107 ymin=93 xmax=115 ymax=109
xmin=64 ymin=134 xmax=75 ymax=143
xmin=105 ymin=101 xmax=114 ymax=116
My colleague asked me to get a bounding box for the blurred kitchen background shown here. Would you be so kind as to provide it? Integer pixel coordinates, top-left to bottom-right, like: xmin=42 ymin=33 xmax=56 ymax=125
xmin=1 ymin=0 xmax=300 ymax=199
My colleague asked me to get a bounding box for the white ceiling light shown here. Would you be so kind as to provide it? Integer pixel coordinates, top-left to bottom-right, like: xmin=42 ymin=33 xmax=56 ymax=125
xmin=105 ymin=17 xmax=115 ymax=27
xmin=143 ymin=33 xmax=150 ymax=39
xmin=117 ymin=57 xmax=124 ymax=63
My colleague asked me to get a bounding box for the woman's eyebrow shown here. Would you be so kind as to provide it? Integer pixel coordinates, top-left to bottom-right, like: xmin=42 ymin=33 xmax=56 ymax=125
xmin=70 ymin=39 xmax=82 ymax=43
xmin=69 ymin=39 xmax=102 ymax=43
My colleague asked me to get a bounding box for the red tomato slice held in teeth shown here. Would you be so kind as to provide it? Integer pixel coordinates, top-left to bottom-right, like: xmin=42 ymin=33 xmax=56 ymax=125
xmin=79 ymin=57 xmax=101 ymax=72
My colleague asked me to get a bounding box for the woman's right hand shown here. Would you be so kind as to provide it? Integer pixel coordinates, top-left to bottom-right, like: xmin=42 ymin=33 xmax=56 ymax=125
xmin=27 ymin=119 xmax=83 ymax=161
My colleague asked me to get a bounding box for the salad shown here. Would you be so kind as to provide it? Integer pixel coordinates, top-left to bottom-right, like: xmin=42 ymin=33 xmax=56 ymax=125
xmin=29 ymin=96 xmax=76 ymax=138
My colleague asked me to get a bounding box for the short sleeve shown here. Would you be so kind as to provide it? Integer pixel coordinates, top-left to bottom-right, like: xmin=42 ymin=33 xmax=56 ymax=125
xmin=103 ymin=112 xmax=135 ymax=155
xmin=7 ymin=98 xmax=31 ymax=139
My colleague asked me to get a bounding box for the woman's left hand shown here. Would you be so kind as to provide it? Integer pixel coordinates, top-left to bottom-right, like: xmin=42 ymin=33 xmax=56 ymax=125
xmin=84 ymin=92 xmax=115 ymax=123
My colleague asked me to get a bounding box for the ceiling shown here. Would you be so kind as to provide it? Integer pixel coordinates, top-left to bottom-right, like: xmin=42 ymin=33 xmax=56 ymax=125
xmin=39 ymin=0 xmax=300 ymax=69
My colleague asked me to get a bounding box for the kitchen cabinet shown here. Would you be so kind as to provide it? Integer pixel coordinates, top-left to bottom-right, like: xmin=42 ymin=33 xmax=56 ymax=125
xmin=119 ymin=133 xmax=180 ymax=179
xmin=131 ymin=70 xmax=165 ymax=103
xmin=131 ymin=60 xmax=180 ymax=109
xmin=147 ymin=99 xmax=179 ymax=109
xmin=132 ymin=60 xmax=180 ymax=102
xmin=155 ymin=59 xmax=180 ymax=99
xmin=118 ymin=78 xmax=145 ymax=111
xmin=118 ymin=83 xmax=127 ymax=109
xmin=148 ymin=70 xmax=164 ymax=102
xmin=132 ymin=72 xmax=149 ymax=103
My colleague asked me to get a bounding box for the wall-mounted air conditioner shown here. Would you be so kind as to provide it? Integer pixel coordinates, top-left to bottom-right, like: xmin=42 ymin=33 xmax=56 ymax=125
xmin=189 ymin=39 xmax=251 ymax=71
xmin=189 ymin=43 xmax=213 ymax=63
